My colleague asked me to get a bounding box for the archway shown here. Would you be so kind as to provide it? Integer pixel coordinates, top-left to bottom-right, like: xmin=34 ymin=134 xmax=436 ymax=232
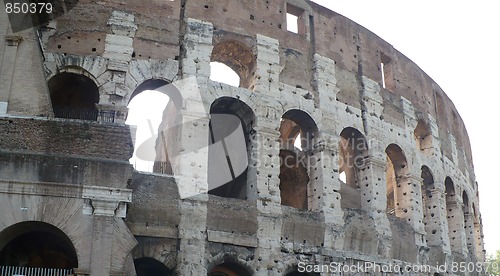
xmin=126 ymin=79 xmax=171 ymax=173
xmin=0 ymin=222 xmax=77 ymax=269
xmin=279 ymin=109 xmax=318 ymax=210
xmin=211 ymin=40 xmax=256 ymax=88
xmin=48 ymin=72 xmax=99 ymax=120
xmin=208 ymin=97 xmax=255 ymax=199
xmin=421 ymin=166 xmax=436 ymax=244
xmin=210 ymin=62 xmax=240 ymax=87
xmin=462 ymin=191 xmax=476 ymax=258
xmin=134 ymin=257 xmax=172 ymax=276
xmin=385 ymin=144 xmax=410 ymax=218
xmin=445 ymin=177 xmax=462 ymax=253
xmin=339 ymin=127 xmax=368 ymax=210
xmin=414 ymin=120 xmax=433 ymax=154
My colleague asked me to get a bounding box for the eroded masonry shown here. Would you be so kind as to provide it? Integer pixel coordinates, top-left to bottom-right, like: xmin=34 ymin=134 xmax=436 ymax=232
xmin=0 ymin=0 xmax=485 ymax=275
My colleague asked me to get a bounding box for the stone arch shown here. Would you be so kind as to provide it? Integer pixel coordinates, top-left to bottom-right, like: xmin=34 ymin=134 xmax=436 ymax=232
xmin=207 ymin=254 xmax=253 ymax=276
xmin=339 ymin=127 xmax=368 ymax=210
xmin=414 ymin=119 xmax=433 ymax=154
xmin=127 ymin=79 xmax=183 ymax=109
xmin=385 ymin=144 xmax=410 ymax=218
xmin=420 ymin=165 xmax=437 ymax=244
xmin=48 ymin=70 xmax=100 ymax=121
xmin=445 ymin=177 xmax=462 ymax=253
xmin=43 ymin=54 xmax=106 ymax=86
xmin=208 ymin=97 xmax=255 ymax=200
xmin=134 ymin=257 xmax=173 ymax=276
xmin=0 ymin=221 xmax=78 ymax=269
xmin=279 ymin=109 xmax=319 ymax=210
xmin=211 ymin=40 xmax=256 ymax=88
xmin=462 ymin=191 xmax=476 ymax=257
xmin=472 ymin=203 xmax=483 ymax=260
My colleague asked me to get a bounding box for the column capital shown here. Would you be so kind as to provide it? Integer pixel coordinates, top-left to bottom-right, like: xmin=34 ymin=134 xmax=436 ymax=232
xmin=82 ymin=186 xmax=132 ymax=217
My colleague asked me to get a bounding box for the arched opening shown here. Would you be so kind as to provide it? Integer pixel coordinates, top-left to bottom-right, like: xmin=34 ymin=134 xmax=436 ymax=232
xmin=208 ymin=97 xmax=255 ymax=199
xmin=48 ymin=72 xmax=99 ymax=120
xmin=210 ymin=62 xmax=240 ymax=87
xmin=0 ymin=222 xmax=77 ymax=269
xmin=421 ymin=166 xmax=436 ymax=244
xmin=472 ymin=204 xmax=483 ymax=260
xmin=414 ymin=120 xmax=433 ymax=154
xmin=134 ymin=257 xmax=172 ymax=276
xmin=462 ymin=191 xmax=476 ymax=258
xmin=211 ymin=40 xmax=256 ymax=88
xmin=339 ymin=127 xmax=368 ymax=210
xmin=126 ymin=80 xmax=171 ymax=172
xmin=279 ymin=109 xmax=318 ymax=210
xmin=208 ymin=262 xmax=252 ymax=276
xmin=445 ymin=177 xmax=462 ymax=253
xmin=385 ymin=144 xmax=410 ymax=218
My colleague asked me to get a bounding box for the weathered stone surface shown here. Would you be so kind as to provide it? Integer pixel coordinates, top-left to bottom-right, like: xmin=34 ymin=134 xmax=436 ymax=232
xmin=0 ymin=0 xmax=485 ymax=275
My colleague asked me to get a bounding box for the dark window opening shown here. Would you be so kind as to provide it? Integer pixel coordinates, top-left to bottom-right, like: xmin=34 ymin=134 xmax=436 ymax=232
xmin=134 ymin=257 xmax=172 ymax=276
xmin=421 ymin=165 xmax=435 ymax=244
xmin=445 ymin=177 xmax=461 ymax=252
xmin=208 ymin=97 xmax=255 ymax=200
xmin=0 ymin=222 xmax=77 ymax=269
xmin=48 ymin=72 xmax=99 ymax=121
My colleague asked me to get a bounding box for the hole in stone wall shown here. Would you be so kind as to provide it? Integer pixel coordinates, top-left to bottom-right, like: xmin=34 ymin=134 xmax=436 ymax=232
xmin=126 ymin=80 xmax=170 ymax=173
xmin=211 ymin=40 xmax=256 ymax=89
xmin=445 ymin=177 xmax=462 ymax=252
xmin=208 ymin=97 xmax=255 ymax=200
xmin=339 ymin=127 xmax=367 ymax=210
xmin=286 ymin=13 xmax=298 ymax=33
xmin=210 ymin=62 xmax=240 ymax=87
xmin=414 ymin=120 xmax=433 ymax=154
xmin=380 ymin=52 xmax=394 ymax=90
xmin=286 ymin=3 xmax=305 ymax=35
xmin=48 ymin=71 xmax=99 ymax=121
xmin=385 ymin=144 xmax=409 ymax=218
xmin=421 ymin=166 xmax=435 ymax=243
xmin=279 ymin=110 xmax=318 ymax=210
xmin=134 ymin=258 xmax=172 ymax=276
xmin=0 ymin=222 xmax=78 ymax=269
xmin=339 ymin=171 xmax=347 ymax=183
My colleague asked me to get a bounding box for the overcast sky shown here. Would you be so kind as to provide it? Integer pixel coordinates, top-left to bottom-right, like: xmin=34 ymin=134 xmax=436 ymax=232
xmin=127 ymin=0 xmax=499 ymax=256
xmin=311 ymin=0 xmax=500 ymax=256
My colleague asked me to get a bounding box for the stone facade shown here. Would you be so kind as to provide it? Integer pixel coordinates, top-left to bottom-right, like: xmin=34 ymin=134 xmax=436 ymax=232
xmin=0 ymin=0 xmax=485 ymax=275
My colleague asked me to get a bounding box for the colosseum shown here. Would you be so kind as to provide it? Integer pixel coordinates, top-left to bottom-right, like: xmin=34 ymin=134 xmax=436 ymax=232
xmin=0 ymin=0 xmax=486 ymax=275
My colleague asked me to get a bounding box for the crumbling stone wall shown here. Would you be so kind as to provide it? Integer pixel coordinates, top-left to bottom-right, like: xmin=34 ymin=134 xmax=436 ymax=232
xmin=0 ymin=0 xmax=485 ymax=275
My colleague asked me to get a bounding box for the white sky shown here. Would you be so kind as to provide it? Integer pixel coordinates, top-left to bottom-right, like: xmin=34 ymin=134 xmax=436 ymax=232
xmin=312 ymin=0 xmax=500 ymax=256
xmin=127 ymin=0 xmax=499 ymax=256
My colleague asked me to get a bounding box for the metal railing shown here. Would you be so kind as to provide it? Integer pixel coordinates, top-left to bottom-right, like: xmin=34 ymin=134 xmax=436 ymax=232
xmin=0 ymin=266 xmax=74 ymax=276
xmin=53 ymin=106 xmax=116 ymax=123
